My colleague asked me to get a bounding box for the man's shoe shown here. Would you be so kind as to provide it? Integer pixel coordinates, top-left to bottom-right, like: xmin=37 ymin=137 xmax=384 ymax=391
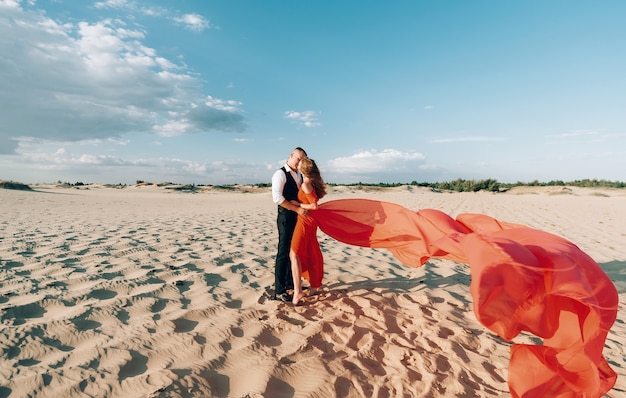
xmin=274 ymin=292 xmax=292 ymax=302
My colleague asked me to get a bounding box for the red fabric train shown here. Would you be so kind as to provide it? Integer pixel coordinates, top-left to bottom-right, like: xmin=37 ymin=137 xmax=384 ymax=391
xmin=311 ymin=199 xmax=618 ymax=398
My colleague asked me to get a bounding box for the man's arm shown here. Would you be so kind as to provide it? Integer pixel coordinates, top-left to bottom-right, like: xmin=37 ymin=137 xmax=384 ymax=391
xmin=280 ymin=199 xmax=306 ymax=214
xmin=271 ymin=169 xmax=307 ymax=215
xmin=271 ymin=169 xmax=287 ymax=205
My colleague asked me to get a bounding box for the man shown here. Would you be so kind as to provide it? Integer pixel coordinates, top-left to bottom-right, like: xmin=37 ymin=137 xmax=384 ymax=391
xmin=271 ymin=147 xmax=308 ymax=302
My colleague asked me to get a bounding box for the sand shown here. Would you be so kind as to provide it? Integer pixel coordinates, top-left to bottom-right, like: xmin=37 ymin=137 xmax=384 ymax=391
xmin=1 ymin=184 xmax=624 ymax=397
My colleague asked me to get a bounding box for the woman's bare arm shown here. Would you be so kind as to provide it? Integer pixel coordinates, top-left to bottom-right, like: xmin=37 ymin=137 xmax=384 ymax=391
xmin=299 ymin=181 xmax=318 ymax=210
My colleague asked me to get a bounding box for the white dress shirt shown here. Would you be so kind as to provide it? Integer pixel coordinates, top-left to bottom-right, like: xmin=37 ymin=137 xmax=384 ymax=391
xmin=271 ymin=163 xmax=302 ymax=205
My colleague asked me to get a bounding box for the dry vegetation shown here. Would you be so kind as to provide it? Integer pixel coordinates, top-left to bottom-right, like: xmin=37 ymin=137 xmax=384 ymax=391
xmin=0 ymin=180 xmax=33 ymax=191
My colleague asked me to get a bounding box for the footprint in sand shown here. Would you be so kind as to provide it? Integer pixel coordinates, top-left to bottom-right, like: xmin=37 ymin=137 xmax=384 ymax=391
xmin=438 ymin=326 xmax=455 ymax=338
xmin=2 ymin=302 xmax=46 ymax=325
xmin=116 ymin=309 xmax=130 ymax=325
xmin=118 ymin=350 xmax=148 ymax=381
xmin=72 ymin=317 xmax=101 ymax=331
xmin=172 ymin=317 xmax=198 ymax=333
xmin=88 ymin=289 xmax=117 ymax=300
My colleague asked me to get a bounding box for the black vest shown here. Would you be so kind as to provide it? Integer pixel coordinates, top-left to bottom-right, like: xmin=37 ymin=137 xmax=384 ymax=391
xmin=281 ymin=167 xmax=299 ymax=202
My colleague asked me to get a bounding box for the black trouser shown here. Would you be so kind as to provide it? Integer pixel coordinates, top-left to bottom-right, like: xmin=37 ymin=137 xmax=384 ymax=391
xmin=275 ymin=206 xmax=296 ymax=295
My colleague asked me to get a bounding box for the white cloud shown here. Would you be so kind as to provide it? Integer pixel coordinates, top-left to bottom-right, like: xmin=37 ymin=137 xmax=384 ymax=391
xmin=152 ymin=119 xmax=193 ymax=137
xmin=181 ymin=160 xmax=208 ymax=174
xmin=0 ymin=6 xmax=246 ymax=154
xmin=94 ymin=1 xmax=189 ymax=23
xmin=205 ymin=96 xmax=243 ymax=112
xmin=18 ymin=145 xmax=132 ymax=168
xmin=325 ymin=149 xmax=432 ymax=183
xmin=94 ymin=0 xmax=132 ymax=9
xmin=8 ymin=136 xmax=269 ymax=183
xmin=173 ymin=13 xmax=212 ymax=32
xmin=284 ymin=110 xmax=321 ymax=127
xmin=0 ymin=0 xmax=20 ymax=9
xmin=328 ymin=149 xmax=425 ymax=173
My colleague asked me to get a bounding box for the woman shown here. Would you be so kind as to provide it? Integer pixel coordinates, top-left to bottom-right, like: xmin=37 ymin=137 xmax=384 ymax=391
xmin=289 ymin=157 xmax=327 ymax=305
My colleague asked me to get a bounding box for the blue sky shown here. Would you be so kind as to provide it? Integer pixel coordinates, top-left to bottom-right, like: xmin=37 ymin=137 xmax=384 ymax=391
xmin=1 ymin=0 xmax=625 ymax=185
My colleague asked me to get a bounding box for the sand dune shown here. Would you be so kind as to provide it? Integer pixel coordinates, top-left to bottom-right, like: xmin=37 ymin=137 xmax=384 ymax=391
xmin=1 ymin=185 xmax=624 ymax=397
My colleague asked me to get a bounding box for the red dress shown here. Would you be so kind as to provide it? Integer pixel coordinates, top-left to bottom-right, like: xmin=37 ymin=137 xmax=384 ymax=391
xmin=310 ymin=198 xmax=618 ymax=398
xmin=290 ymin=189 xmax=323 ymax=288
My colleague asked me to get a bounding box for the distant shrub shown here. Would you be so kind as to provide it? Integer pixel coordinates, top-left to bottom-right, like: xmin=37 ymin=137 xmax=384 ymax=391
xmin=0 ymin=180 xmax=33 ymax=191
xmin=323 ymin=178 xmax=626 ymax=192
xmin=213 ymin=185 xmax=236 ymax=191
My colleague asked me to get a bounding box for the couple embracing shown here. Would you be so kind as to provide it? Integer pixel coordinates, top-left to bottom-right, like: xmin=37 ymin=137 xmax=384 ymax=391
xmin=271 ymin=147 xmax=326 ymax=306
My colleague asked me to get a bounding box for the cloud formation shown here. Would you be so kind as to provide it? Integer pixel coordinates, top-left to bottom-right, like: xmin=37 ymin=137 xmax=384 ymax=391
xmin=9 ymin=137 xmax=266 ymax=184
xmin=325 ymin=149 xmax=431 ymax=183
xmin=0 ymin=2 xmax=243 ymax=154
xmin=284 ymin=110 xmax=321 ymax=127
xmin=173 ymin=14 xmax=212 ymax=32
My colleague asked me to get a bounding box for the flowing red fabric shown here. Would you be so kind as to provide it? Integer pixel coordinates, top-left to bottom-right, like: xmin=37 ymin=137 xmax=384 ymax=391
xmin=311 ymin=199 xmax=618 ymax=398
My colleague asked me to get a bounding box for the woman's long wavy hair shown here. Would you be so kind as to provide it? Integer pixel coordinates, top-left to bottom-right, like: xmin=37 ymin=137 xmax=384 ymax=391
xmin=299 ymin=157 xmax=326 ymax=199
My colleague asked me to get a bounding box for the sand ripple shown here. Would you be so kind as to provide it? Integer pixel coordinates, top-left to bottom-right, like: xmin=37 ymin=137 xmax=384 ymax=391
xmin=1 ymin=186 xmax=624 ymax=397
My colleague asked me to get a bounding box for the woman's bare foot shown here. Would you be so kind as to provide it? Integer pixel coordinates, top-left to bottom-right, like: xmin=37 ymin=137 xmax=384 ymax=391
xmin=308 ymin=287 xmax=321 ymax=296
xmin=292 ymin=290 xmax=305 ymax=306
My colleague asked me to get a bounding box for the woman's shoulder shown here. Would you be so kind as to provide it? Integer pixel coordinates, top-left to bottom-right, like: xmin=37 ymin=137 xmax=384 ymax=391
xmin=302 ymin=180 xmax=314 ymax=193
